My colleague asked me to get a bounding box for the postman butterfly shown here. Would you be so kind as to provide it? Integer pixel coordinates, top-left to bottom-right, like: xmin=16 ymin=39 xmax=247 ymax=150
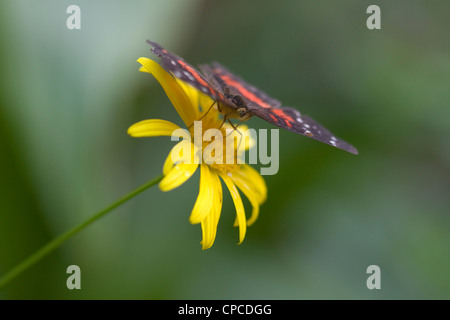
xmin=147 ymin=41 xmax=358 ymax=155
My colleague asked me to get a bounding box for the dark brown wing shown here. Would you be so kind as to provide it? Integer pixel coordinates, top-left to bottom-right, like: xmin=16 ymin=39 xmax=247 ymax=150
xmin=148 ymin=43 xmax=358 ymax=155
xmin=204 ymin=61 xmax=358 ymax=154
xmin=251 ymin=106 xmax=358 ymax=154
xmin=202 ymin=62 xmax=282 ymax=109
xmin=147 ymin=41 xmax=224 ymax=101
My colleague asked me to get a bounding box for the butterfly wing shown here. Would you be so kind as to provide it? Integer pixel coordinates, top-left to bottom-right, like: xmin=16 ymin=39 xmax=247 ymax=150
xmin=251 ymin=106 xmax=358 ymax=154
xmin=206 ymin=62 xmax=357 ymax=154
xmin=204 ymin=62 xmax=282 ymax=109
xmin=148 ymin=42 xmax=358 ymax=155
xmin=147 ymin=41 xmax=223 ymax=101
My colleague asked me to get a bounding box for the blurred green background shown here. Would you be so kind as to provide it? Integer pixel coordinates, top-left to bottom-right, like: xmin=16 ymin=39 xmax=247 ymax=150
xmin=0 ymin=0 xmax=449 ymax=299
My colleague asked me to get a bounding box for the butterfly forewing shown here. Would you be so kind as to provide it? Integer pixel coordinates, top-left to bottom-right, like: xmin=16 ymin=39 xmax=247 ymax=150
xmin=147 ymin=41 xmax=223 ymax=101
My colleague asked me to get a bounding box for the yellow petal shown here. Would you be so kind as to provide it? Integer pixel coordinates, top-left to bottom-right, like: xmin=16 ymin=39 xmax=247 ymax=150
xmin=137 ymin=57 xmax=199 ymax=126
xmin=224 ymin=124 xmax=255 ymax=153
xmin=233 ymin=164 xmax=267 ymax=203
xmin=220 ymin=173 xmax=246 ymax=245
xmin=163 ymin=151 xmax=174 ymax=176
xmin=200 ymin=169 xmax=222 ymax=250
xmin=175 ymin=78 xmax=199 ymax=116
xmin=190 ymin=164 xmax=214 ymax=224
xmin=199 ymin=91 xmax=216 ymax=115
xmin=159 ymin=162 xmax=198 ymax=192
xmin=175 ymin=77 xmax=219 ymax=127
xmin=139 ymin=66 xmax=150 ymax=73
xmin=229 ymin=174 xmax=261 ymax=226
xmin=163 ymin=140 xmax=199 ymax=175
xmin=127 ymin=119 xmax=180 ymax=137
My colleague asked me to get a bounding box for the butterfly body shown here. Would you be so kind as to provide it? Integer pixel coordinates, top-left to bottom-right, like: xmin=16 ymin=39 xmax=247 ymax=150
xmin=147 ymin=40 xmax=358 ymax=155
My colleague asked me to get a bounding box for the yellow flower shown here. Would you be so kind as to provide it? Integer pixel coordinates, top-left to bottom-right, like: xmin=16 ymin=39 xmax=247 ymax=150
xmin=128 ymin=57 xmax=267 ymax=249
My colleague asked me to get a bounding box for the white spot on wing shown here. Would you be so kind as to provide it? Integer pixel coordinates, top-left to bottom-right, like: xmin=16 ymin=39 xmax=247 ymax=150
xmin=184 ymin=71 xmax=194 ymax=81
xmin=296 ymin=117 xmax=303 ymax=123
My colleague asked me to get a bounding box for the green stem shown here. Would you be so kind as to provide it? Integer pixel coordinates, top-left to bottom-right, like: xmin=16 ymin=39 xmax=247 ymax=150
xmin=0 ymin=173 xmax=164 ymax=290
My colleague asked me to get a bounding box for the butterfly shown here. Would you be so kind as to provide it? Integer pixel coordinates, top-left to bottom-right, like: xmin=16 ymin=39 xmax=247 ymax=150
xmin=147 ymin=41 xmax=358 ymax=155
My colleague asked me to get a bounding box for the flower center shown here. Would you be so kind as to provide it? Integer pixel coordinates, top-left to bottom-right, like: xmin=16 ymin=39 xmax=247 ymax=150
xmin=190 ymin=114 xmax=241 ymax=174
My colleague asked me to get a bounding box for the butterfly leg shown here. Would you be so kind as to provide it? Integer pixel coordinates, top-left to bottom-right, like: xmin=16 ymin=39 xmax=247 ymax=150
xmin=218 ymin=115 xmax=241 ymax=133
xmin=226 ymin=119 xmax=241 ymax=134
xmin=218 ymin=114 xmax=228 ymax=131
xmin=188 ymin=99 xmax=217 ymax=130
xmin=216 ymin=101 xmax=222 ymax=113
xmin=226 ymin=118 xmax=244 ymax=151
